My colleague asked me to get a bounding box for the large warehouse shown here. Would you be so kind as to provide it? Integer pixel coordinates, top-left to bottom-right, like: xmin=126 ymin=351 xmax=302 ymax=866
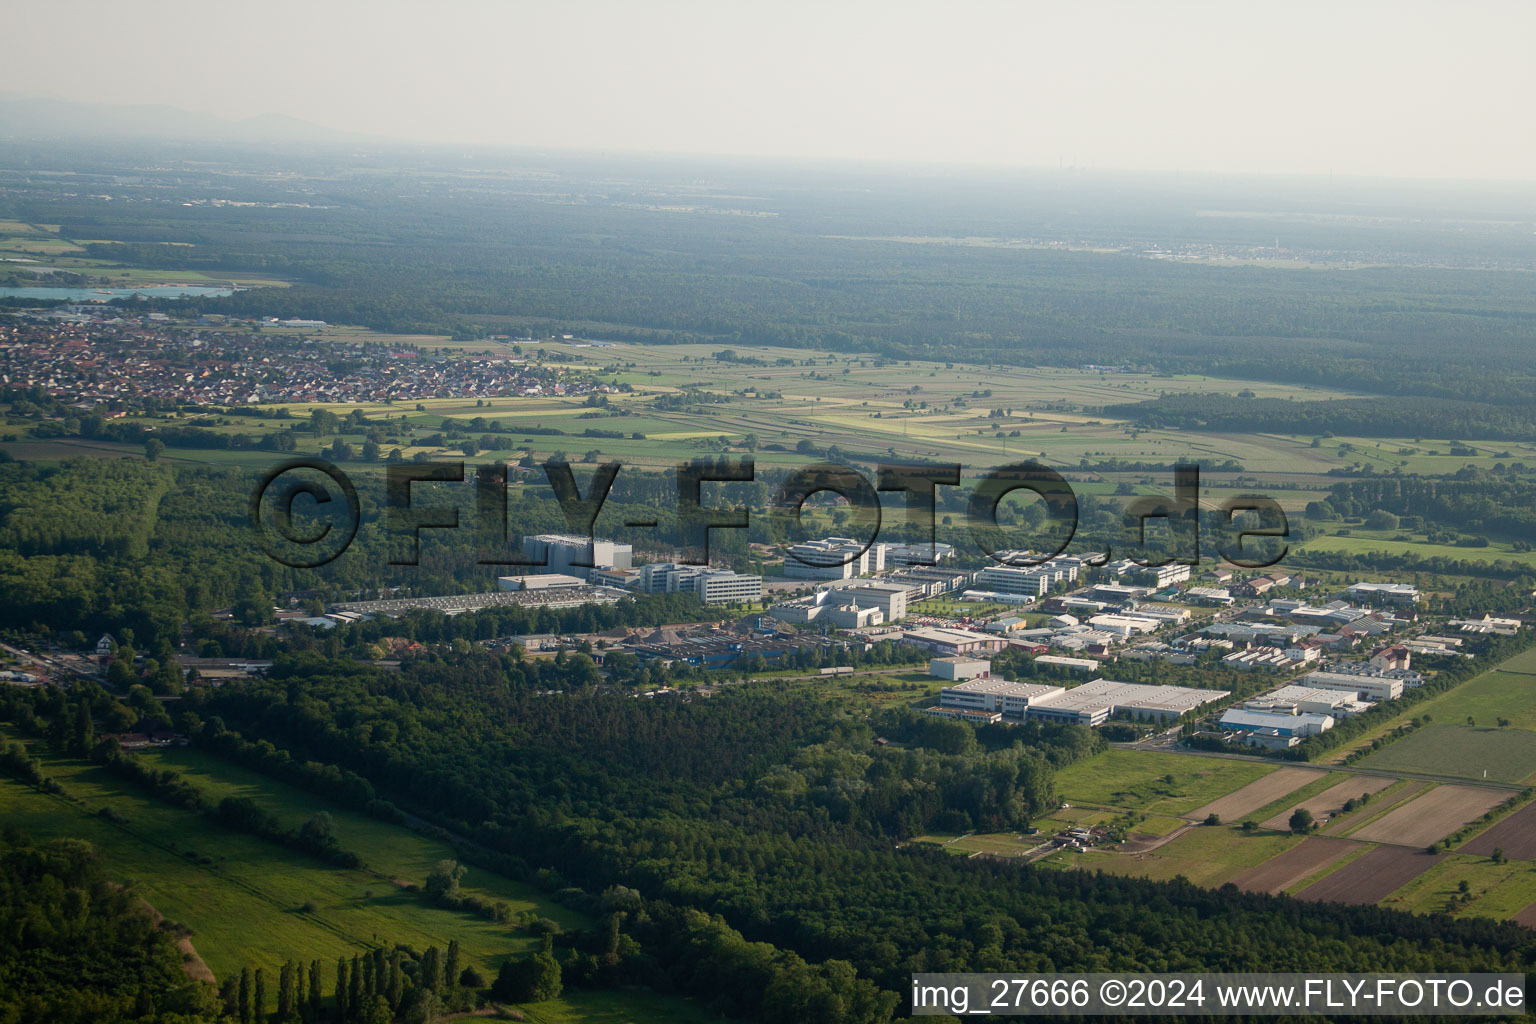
xmin=1024 ymin=679 xmax=1230 ymax=727
xmin=937 ymin=677 xmax=1227 ymax=728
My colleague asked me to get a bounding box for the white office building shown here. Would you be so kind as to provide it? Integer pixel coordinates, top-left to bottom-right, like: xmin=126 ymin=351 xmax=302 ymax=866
xmin=975 ymin=559 xmax=1079 ymax=598
xmin=784 ymin=538 xmax=887 ymax=580
xmin=939 ymin=678 xmax=1066 ymax=721
xmin=886 ymin=542 xmax=956 ymax=567
xmin=690 ymin=569 xmax=763 ymax=605
xmin=1344 ymin=582 xmax=1420 ymax=605
xmin=1139 ymin=564 xmax=1192 ymax=587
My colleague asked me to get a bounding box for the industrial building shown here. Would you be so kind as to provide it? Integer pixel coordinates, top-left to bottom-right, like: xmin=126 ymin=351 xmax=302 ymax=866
xmin=522 ymin=533 xmax=633 ymax=580
xmin=933 ymin=674 xmax=1228 ymax=729
xmin=1448 ymin=615 xmax=1523 ymax=636
xmin=588 ymin=567 xmax=641 ymax=589
xmin=1138 ymin=563 xmax=1192 ymax=587
xmin=635 ymin=563 xmax=762 ymax=605
xmin=1091 ymin=583 xmax=1154 ymax=602
xmin=1299 ymin=670 xmax=1404 ymax=702
xmin=817 ymin=580 xmax=909 ymax=621
xmin=922 ymin=706 xmax=1002 ymax=724
xmin=929 ymin=656 xmax=992 ymax=681
xmin=938 ymin=678 xmax=1066 ymax=720
xmin=1344 ymin=582 xmax=1421 ymax=605
xmin=1032 ymin=655 xmax=1100 ymax=673
xmin=770 ymin=591 xmax=884 ymax=629
xmin=1087 ymin=613 xmax=1162 ymax=637
xmin=626 ymin=630 xmax=824 ymax=669
xmin=1321 ymin=658 xmax=1424 ymax=687
xmin=901 ymin=627 xmax=1006 ymax=657
xmin=886 ymin=542 xmax=956 ymax=567
xmin=497 ymin=573 xmax=586 ymax=591
xmin=1024 ymin=678 xmax=1230 ymax=726
xmin=974 ymin=559 xmax=1079 ymax=598
xmin=771 ymin=580 xmax=909 ymax=627
xmin=1243 ymin=684 xmax=1373 ymax=717
xmin=783 ymin=537 xmax=887 ymax=580
xmin=691 ymin=569 xmax=764 ymax=605
xmin=1218 ymin=707 xmax=1336 ymax=746
xmin=1130 ymin=607 xmax=1191 ymax=625
xmin=885 ymin=567 xmax=974 ymax=597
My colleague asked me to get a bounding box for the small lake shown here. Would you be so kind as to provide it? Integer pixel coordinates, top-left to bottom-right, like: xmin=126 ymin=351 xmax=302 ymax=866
xmin=0 ymin=285 xmax=237 ymax=301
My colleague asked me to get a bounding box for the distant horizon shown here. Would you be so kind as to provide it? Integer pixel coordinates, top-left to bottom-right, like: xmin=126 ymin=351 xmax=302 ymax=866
xmin=5 ymin=0 xmax=1535 ymax=184
xmin=9 ymin=92 xmax=1536 ymax=195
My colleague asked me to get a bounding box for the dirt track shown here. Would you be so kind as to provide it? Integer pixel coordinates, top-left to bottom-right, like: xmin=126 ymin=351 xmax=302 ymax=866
xmin=138 ymin=899 xmax=215 ymax=984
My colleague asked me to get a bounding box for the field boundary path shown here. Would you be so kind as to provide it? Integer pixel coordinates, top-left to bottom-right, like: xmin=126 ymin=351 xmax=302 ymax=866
xmin=138 ymin=898 xmax=216 ymax=984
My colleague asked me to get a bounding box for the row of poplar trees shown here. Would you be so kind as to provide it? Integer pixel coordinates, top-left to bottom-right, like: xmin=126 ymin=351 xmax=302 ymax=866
xmin=219 ymin=940 xmax=466 ymax=1023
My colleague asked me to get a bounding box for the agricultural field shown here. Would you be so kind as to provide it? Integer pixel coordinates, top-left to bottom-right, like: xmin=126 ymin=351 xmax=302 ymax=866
xmin=1461 ymin=801 xmax=1536 ymax=861
xmin=1324 ymin=780 xmax=1429 ymax=836
xmin=1050 ymin=748 xmax=1278 ymax=817
xmin=1182 ymin=766 xmax=1327 ymax=823
xmin=1347 ymin=785 xmax=1509 ymax=848
xmin=1397 ymin=649 xmax=1536 ymax=732
xmin=1356 ymin=725 xmax=1536 ymax=785
xmin=1302 ymin=529 xmax=1536 ymax=569
xmin=1295 ymin=846 xmax=1445 ymax=905
xmin=0 ymin=219 xmax=286 ymax=288
xmin=1231 ymin=837 xmax=1365 ymax=895
xmin=0 ymin=735 xmax=580 ymax=977
xmin=1260 ymin=775 xmax=1399 ymax=831
xmin=1031 ymin=759 xmax=1536 ymax=925
xmin=1379 ymin=853 xmax=1536 ymax=921
xmin=1129 ymin=814 xmax=1190 ymax=838
xmin=17 ymin=330 xmax=1527 ymax=515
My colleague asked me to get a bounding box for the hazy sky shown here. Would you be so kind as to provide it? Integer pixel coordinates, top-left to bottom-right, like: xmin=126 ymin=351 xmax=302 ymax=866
xmin=7 ymin=0 xmax=1535 ymax=180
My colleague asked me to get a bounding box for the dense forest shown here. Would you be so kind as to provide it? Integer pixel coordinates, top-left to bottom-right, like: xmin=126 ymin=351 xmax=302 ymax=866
xmin=6 ymin=653 xmax=1536 ymax=1023
xmin=190 ymin=656 xmax=1536 ymax=1015
xmin=1103 ymin=394 xmax=1536 ymax=440
xmin=0 ymin=832 xmax=217 ymax=1022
